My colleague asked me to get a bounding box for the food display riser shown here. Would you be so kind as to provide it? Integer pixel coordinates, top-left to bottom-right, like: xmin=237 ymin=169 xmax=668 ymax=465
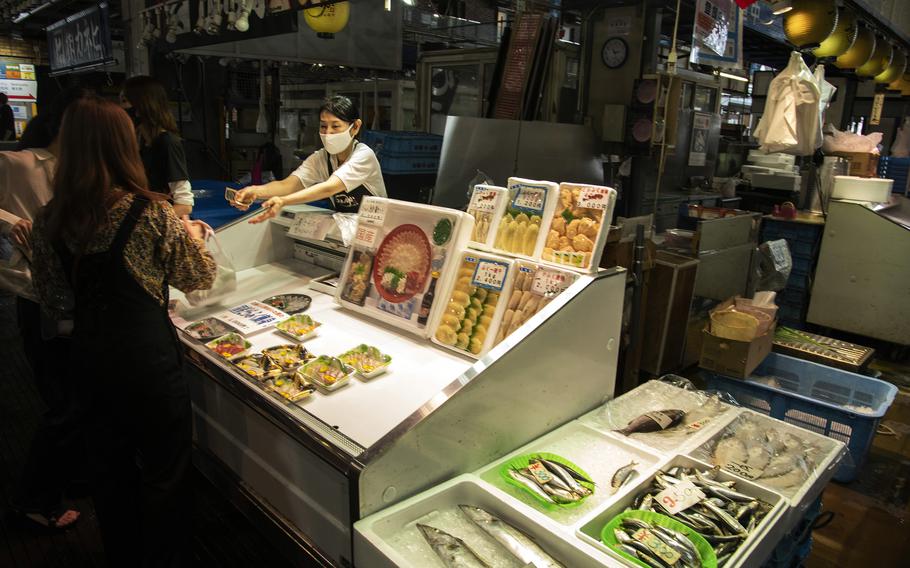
xmin=575 ymin=454 xmax=788 ymax=568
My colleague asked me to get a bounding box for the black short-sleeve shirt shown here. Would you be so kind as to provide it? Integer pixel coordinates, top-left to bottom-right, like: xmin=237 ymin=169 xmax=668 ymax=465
xmin=140 ymin=131 xmax=189 ymax=195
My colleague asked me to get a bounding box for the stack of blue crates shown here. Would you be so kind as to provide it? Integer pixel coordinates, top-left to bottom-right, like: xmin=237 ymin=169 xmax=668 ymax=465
xmin=360 ymin=131 xmax=443 ymax=175
xmin=761 ymin=498 xmax=822 ymax=568
xmin=760 ymin=218 xmax=824 ymax=328
xmin=878 ymin=156 xmax=910 ymax=195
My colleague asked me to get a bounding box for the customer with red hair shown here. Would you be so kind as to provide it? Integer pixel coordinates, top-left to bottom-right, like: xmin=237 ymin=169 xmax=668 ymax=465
xmin=31 ymin=96 xmax=216 ymax=566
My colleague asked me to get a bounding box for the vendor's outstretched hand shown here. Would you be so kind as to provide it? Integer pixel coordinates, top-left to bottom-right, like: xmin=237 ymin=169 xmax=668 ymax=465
xmin=231 ymin=187 xmax=258 ymax=211
xmin=248 ymin=197 xmax=285 ymax=224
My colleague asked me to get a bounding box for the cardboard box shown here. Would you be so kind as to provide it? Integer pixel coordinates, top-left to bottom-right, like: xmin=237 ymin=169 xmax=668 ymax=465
xmin=699 ymin=323 xmax=775 ymax=378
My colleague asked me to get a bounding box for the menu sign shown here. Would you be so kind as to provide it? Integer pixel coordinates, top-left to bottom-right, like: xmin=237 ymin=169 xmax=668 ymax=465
xmin=211 ymin=301 xmax=288 ymax=334
xmin=47 ymin=2 xmax=115 ymax=74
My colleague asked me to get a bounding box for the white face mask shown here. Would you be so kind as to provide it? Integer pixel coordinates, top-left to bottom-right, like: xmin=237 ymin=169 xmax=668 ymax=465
xmin=320 ymin=124 xmax=354 ymax=155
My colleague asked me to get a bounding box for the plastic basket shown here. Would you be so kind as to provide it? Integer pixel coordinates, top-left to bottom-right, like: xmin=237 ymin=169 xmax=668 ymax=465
xmin=360 ymin=131 xmax=443 ymax=156
xmin=375 ymin=153 xmax=440 ymax=174
xmin=702 ymin=353 xmax=897 ymax=482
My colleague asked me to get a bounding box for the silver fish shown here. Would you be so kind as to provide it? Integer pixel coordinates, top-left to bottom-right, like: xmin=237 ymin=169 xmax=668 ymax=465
xmin=528 ymin=460 xmax=575 ymax=494
xmin=508 ymin=469 xmax=553 ymax=502
xmin=617 ymin=543 xmax=665 ymax=568
xmin=515 ymin=468 xmax=579 ymax=504
xmin=699 ymin=500 xmax=749 ymax=536
xmin=536 ymin=459 xmax=592 ymax=497
xmin=458 ymin=506 xmax=564 ymax=568
xmin=417 ymin=524 xmax=491 ymax=568
xmin=611 ymin=460 xmax=639 ymax=494
xmin=537 ymin=457 xmax=594 ymax=484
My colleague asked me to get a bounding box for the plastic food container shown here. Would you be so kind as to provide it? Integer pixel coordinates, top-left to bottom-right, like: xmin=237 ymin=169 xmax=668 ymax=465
xmin=261 ymin=293 xmax=312 ymax=314
xmin=298 ymin=356 xmax=355 ymax=392
xmin=493 ymin=261 xmax=578 ymax=346
xmin=266 ymin=374 xmax=316 ymax=403
xmin=600 ymin=509 xmax=717 ymax=568
xmin=205 ymin=333 xmax=252 ymax=361
xmin=339 ymin=344 xmax=392 ymax=379
xmin=540 ymin=182 xmax=616 ymax=273
xmin=262 ymin=344 xmax=314 ymax=372
xmin=234 ymin=354 xmax=283 ymax=381
xmin=429 ymin=251 xmax=515 ymax=358
xmin=831 ymin=175 xmax=893 ymax=202
xmin=491 ymin=177 xmax=560 ymax=261
xmin=184 ymin=318 xmax=239 ymax=341
xmin=465 ymin=184 xmax=509 ymax=250
xmin=275 ymin=314 xmax=322 ymax=342
xmin=499 ymin=452 xmax=595 ymax=510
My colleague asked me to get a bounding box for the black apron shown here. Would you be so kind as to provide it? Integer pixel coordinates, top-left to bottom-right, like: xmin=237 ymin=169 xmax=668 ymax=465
xmin=54 ymin=196 xmax=191 ymax=567
xmin=326 ymin=143 xmax=374 ymax=213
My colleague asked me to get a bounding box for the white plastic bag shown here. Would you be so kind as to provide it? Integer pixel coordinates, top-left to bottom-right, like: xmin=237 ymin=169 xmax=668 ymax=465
xmin=332 ymin=213 xmax=359 ymax=247
xmin=185 ymin=223 xmax=237 ymax=307
xmin=753 ymin=52 xmax=820 ymax=156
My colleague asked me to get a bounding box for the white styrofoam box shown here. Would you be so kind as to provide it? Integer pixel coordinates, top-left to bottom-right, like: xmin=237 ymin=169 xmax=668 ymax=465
xmin=491 ymin=177 xmax=560 ymax=261
xmin=335 ymin=197 xmax=474 ymax=337
xmin=751 ymin=172 xmax=802 ymax=192
xmin=539 ymin=182 xmax=617 ymax=274
xmin=353 ymin=475 xmax=627 ymax=568
xmin=466 ymin=184 xmax=509 ymax=251
xmin=476 ymin=421 xmax=664 ymax=527
xmin=687 ymin=407 xmax=846 ymax=527
xmin=579 ymin=379 xmax=742 ymax=455
xmin=748 ymin=151 xmax=797 ymax=167
xmin=832 ymin=175 xmax=894 ymax=202
xmin=576 ymin=454 xmax=788 ymax=568
xmin=428 ymin=250 xmax=516 ymax=359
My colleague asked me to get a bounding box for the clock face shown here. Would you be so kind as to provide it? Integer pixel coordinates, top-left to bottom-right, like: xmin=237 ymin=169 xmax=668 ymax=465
xmin=602 ymin=37 xmax=628 ymax=69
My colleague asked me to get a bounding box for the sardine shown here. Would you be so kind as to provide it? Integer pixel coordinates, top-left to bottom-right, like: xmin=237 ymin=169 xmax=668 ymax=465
xmin=508 ymin=468 xmax=552 ymax=502
xmin=650 ymin=527 xmax=700 ymax=568
xmin=528 ymin=460 xmax=575 ymax=494
xmin=417 ymin=524 xmax=491 ymax=568
xmin=704 ymin=484 xmax=756 ymax=503
xmin=536 ymin=459 xmax=592 ymax=496
xmin=458 ymin=506 xmax=564 ymax=568
xmin=638 ymin=493 xmax=654 ymax=511
xmin=515 ymin=469 xmax=579 ymax=504
xmin=627 ymin=539 xmax=672 ymax=568
xmin=699 ymin=500 xmax=749 ymax=536
xmin=617 ymin=543 xmax=664 ymax=568
xmin=537 ymin=457 xmax=594 ymax=484
xmin=611 ymin=460 xmax=639 ymax=494
xmin=614 ymin=409 xmax=686 ymax=436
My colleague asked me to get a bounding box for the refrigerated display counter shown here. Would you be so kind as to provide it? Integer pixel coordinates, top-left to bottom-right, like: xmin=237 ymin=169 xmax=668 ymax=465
xmin=170 ymin=201 xmax=627 ymax=566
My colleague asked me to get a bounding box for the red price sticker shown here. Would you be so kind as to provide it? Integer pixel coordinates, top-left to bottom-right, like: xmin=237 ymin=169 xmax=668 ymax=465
xmin=511 ymin=185 xmax=547 ymax=214
xmin=469 ymin=186 xmax=501 ymax=213
xmin=576 ymin=186 xmax=615 ymax=210
xmin=654 ymin=479 xmax=705 ymax=515
xmin=359 ymin=199 xmax=387 ymax=226
xmin=472 ymin=259 xmax=509 ymax=291
xmin=354 ymin=225 xmax=379 ymax=248
xmin=531 ymin=269 xmax=572 ymax=296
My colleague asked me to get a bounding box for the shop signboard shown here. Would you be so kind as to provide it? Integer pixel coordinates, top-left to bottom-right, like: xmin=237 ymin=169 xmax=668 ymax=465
xmin=690 ymin=0 xmax=743 ymax=70
xmin=46 ymin=2 xmax=115 ymax=74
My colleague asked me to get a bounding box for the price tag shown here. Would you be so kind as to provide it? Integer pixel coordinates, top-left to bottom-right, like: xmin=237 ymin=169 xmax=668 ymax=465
xmin=469 ymin=186 xmax=501 ymax=213
xmin=654 ymin=479 xmax=706 ymax=515
xmin=724 ymin=460 xmax=761 ymax=480
xmin=685 ymin=417 xmax=713 ymax=432
xmin=288 ymin=214 xmax=331 ymax=241
xmin=532 ymin=269 xmax=572 ymax=296
xmin=472 ymin=259 xmax=509 ymax=291
xmin=643 ymin=411 xmax=676 ymax=429
xmin=527 ymin=461 xmax=554 ymax=484
xmin=354 ymin=225 xmax=379 ymax=248
xmin=631 ymin=529 xmax=682 ymax=566
xmin=510 ymin=185 xmax=548 ymax=214
xmin=212 ymin=301 xmax=288 ymax=334
xmin=359 ymin=199 xmax=387 ymax=226
xmin=576 ymin=186 xmax=615 ymax=210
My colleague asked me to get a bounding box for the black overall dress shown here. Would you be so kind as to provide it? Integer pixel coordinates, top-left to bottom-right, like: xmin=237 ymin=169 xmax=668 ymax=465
xmin=55 ymin=197 xmax=191 ymax=567
xmin=326 ymin=142 xmax=374 ymax=213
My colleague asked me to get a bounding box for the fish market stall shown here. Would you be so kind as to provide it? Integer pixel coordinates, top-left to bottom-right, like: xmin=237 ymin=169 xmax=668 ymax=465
xmin=355 ymin=380 xmax=847 ymax=568
xmin=171 ymin=189 xmax=628 ymax=566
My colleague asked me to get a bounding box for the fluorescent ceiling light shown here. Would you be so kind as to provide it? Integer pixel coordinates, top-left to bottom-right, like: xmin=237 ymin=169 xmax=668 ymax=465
xmin=719 ymin=71 xmax=749 ymax=82
xmin=770 ymin=0 xmax=793 ymax=15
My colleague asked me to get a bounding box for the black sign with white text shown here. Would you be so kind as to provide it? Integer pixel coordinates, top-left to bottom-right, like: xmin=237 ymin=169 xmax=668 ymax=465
xmin=47 ymin=2 xmax=114 ymax=74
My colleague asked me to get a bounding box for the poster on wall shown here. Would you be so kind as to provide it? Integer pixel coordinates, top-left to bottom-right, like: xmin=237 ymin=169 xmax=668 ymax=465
xmin=690 ymin=0 xmax=743 ymax=70
xmin=689 ymin=112 xmax=711 ymax=167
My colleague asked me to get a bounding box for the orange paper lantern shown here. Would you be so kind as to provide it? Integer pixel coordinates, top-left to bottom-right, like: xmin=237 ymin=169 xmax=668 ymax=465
xmin=814 ymin=8 xmax=857 ymax=58
xmin=856 ymin=36 xmax=892 ymax=77
xmin=835 ymin=25 xmax=875 ymax=69
xmin=303 ymin=0 xmax=350 ymax=37
xmin=876 ymin=49 xmax=907 ymax=84
xmin=784 ymin=0 xmax=838 ymax=49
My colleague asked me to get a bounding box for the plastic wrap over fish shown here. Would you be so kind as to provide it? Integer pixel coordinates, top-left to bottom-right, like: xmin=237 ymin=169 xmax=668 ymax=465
xmin=689 ymin=411 xmax=850 ymax=507
xmin=590 ymin=378 xmax=737 ymax=453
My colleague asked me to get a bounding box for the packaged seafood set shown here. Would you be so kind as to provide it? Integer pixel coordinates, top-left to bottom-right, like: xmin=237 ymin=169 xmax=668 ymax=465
xmin=355 ymin=379 xmax=847 ymax=568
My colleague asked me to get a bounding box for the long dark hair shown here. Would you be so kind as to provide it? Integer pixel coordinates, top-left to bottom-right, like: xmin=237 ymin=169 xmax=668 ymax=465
xmin=43 ymin=97 xmax=163 ymax=249
xmin=122 ymin=75 xmax=178 ymax=145
xmin=17 ymin=86 xmax=93 ymax=150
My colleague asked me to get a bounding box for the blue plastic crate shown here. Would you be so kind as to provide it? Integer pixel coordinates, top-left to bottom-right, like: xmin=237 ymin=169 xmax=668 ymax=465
xmin=703 ymin=353 xmax=898 ymax=482
xmin=761 ymin=497 xmax=821 ymax=568
xmin=761 ymin=219 xmax=821 ymax=244
xmin=778 ymin=288 xmax=809 ymax=306
xmin=375 ymin=153 xmax=440 ymax=174
xmin=360 ymin=131 xmax=443 ymax=156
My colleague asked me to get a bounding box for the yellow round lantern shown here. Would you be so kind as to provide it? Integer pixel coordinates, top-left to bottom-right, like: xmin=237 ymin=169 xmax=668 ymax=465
xmin=875 ymin=49 xmax=907 ymax=84
xmin=784 ymin=0 xmax=838 ymax=49
xmin=813 ymin=8 xmax=857 ymax=58
xmin=836 ymin=25 xmax=875 ymax=69
xmin=303 ymin=0 xmax=350 ymax=38
xmin=856 ymin=35 xmax=892 ymax=77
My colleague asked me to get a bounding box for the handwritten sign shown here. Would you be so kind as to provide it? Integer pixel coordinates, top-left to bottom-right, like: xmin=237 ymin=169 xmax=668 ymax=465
xmin=631 ymin=529 xmax=682 ymax=565
xmin=577 ymin=186 xmax=615 ymax=210
xmin=359 ymin=199 xmax=387 ymax=226
xmin=528 ymin=461 xmax=554 ymax=484
xmin=472 ymin=259 xmax=509 ymax=291
xmin=288 ymin=213 xmax=332 ymax=241
xmin=354 ymin=225 xmax=379 ymax=248
xmin=212 ymin=301 xmax=288 ymax=334
xmin=47 ymin=3 xmax=115 ymax=74
xmin=724 ymin=460 xmax=761 ymax=480
xmin=532 ymin=269 xmax=573 ymax=296
xmin=654 ymin=479 xmax=706 ymax=515
xmin=469 ymin=186 xmax=502 ymax=213
xmin=510 ymin=184 xmax=548 ymax=215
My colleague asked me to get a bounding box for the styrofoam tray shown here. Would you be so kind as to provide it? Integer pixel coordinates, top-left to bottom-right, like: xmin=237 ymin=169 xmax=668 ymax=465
xmin=353 ymin=475 xmax=626 ymax=568
xmin=579 ymin=379 xmax=741 ymax=455
xmin=687 ymin=407 xmax=846 ymax=526
xmin=576 ymin=454 xmax=788 ymax=568
xmin=491 ymin=177 xmax=560 ymax=261
xmin=466 ymin=184 xmax=509 ymax=250
xmin=539 ymin=182 xmax=617 ymax=274
xmin=477 ymin=422 xmax=663 ymax=527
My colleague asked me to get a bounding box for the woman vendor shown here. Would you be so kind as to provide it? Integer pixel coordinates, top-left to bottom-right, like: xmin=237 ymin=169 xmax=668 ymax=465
xmin=232 ymin=95 xmax=386 ymax=221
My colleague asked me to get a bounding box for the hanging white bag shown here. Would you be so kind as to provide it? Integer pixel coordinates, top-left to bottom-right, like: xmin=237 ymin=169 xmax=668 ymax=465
xmin=184 ymin=222 xmax=238 ymax=307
